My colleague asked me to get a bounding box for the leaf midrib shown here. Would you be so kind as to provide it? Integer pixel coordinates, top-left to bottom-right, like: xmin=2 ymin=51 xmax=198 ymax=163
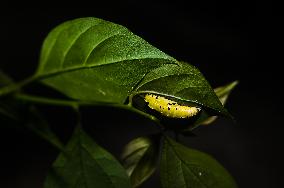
xmin=79 ymin=134 xmax=118 ymax=188
xmin=59 ymin=22 xmax=103 ymax=69
xmin=135 ymin=67 xmax=201 ymax=91
xmin=136 ymin=73 xmax=205 ymax=91
xmin=36 ymin=57 xmax=177 ymax=80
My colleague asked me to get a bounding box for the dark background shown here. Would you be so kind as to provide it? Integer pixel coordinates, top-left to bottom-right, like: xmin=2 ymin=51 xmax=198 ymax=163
xmin=0 ymin=1 xmax=279 ymax=188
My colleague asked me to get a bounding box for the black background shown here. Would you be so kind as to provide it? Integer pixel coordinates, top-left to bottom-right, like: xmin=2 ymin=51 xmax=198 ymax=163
xmin=0 ymin=1 xmax=280 ymax=188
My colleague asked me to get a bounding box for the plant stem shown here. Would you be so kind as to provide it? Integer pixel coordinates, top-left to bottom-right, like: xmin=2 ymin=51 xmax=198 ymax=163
xmin=15 ymin=93 xmax=80 ymax=108
xmin=128 ymin=94 xmax=134 ymax=106
xmin=0 ymin=76 xmax=37 ymax=97
xmin=14 ymin=93 xmax=163 ymax=129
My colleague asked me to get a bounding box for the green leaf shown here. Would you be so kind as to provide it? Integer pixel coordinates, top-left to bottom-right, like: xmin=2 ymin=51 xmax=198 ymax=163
xmin=215 ymin=81 xmax=238 ymax=105
xmin=121 ymin=135 xmax=160 ymax=187
xmin=200 ymin=81 xmax=238 ymax=125
xmin=160 ymin=137 xmax=238 ymax=188
xmin=36 ymin=17 xmax=228 ymax=117
xmin=135 ymin=62 xmax=229 ymax=116
xmin=181 ymin=81 xmax=238 ymax=132
xmin=44 ymin=126 xmax=131 ymax=188
xmin=36 ymin=17 xmax=175 ymax=104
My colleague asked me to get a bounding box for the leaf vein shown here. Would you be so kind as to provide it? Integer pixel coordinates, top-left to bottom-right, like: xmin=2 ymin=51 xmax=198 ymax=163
xmin=135 ymin=73 xmax=201 ymax=91
xmin=61 ymin=21 xmax=103 ymax=68
xmin=166 ymin=138 xmax=209 ymax=188
xmin=81 ymin=141 xmax=117 ymax=188
xmin=40 ymin=23 xmax=73 ymax=72
xmin=83 ymin=33 xmax=126 ymax=65
xmin=38 ymin=58 xmax=175 ymax=79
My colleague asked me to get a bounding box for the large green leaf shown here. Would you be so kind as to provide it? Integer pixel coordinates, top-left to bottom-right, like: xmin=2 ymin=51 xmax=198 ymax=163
xmin=44 ymin=126 xmax=131 ymax=188
xmin=160 ymin=137 xmax=238 ymax=188
xmin=36 ymin=17 xmax=175 ymax=104
xmin=36 ymin=17 xmax=228 ymax=116
xmin=121 ymin=135 xmax=160 ymax=187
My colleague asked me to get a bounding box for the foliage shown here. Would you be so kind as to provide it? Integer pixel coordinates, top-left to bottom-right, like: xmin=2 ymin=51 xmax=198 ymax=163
xmin=160 ymin=137 xmax=238 ymax=188
xmin=0 ymin=17 xmax=238 ymax=188
xmin=44 ymin=126 xmax=131 ymax=188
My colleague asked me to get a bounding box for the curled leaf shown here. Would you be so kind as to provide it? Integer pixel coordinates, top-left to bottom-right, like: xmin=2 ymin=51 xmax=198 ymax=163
xmin=122 ymin=135 xmax=160 ymax=187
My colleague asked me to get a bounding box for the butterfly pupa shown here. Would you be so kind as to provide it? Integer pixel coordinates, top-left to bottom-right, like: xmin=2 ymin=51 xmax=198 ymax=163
xmin=144 ymin=94 xmax=201 ymax=118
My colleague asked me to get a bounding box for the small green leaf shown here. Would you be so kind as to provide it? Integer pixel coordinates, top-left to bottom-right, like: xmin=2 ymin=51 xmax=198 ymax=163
xmin=44 ymin=126 xmax=131 ymax=188
xmin=36 ymin=17 xmax=228 ymax=117
xmin=160 ymin=137 xmax=238 ymax=188
xmin=121 ymin=135 xmax=160 ymax=187
xmin=200 ymin=81 xmax=238 ymax=125
xmin=215 ymin=81 xmax=238 ymax=104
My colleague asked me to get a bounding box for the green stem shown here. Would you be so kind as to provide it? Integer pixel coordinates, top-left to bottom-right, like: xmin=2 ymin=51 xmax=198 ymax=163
xmin=14 ymin=93 xmax=163 ymax=129
xmin=128 ymin=94 xmax=134 ymax=106
xmin=0 ymin=75 xmax=37 ymax=97
xmin=16 ymin=93 xmax=80 ymax=108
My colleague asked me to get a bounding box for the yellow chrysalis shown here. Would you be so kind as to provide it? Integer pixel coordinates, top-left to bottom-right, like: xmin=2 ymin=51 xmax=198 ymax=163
xmin=144 ymin=94 xmax=201 ymax=118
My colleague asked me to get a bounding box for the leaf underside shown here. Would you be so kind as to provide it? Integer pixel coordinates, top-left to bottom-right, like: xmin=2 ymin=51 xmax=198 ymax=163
xmin=122 ymin=135 xmax=160 ymax=187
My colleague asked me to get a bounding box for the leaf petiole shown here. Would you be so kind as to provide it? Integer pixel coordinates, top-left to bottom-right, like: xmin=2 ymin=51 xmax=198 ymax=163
xmin=14 ymin=93 xmax=164 ymax=130
xmin=0 ymin=75 xmax=37 ymax=97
